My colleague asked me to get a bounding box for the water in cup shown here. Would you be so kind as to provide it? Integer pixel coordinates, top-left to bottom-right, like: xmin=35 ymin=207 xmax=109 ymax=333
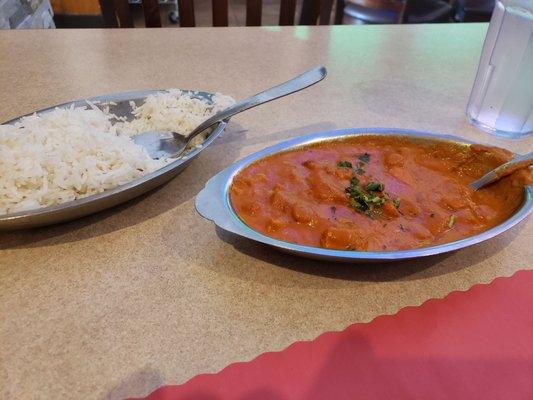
xmin=467 ymin=0 xmax=533 ymax=138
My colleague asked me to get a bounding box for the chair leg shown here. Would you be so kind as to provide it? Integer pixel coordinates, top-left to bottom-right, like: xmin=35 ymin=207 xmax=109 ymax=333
xmin=99 ymin=0 xmax=119 ymax=27
xmin=299 ymin=0 xmax=321 ymax=25
xmin=334 ymin=0 xmax=345 ymax=24
xmin=398 ymin=0 xmax=409 ymax=23
xmin=113 ymin=0 xmax=134 ymax=27
xmin=319 ymin=0 xmax=335 ymax=24
xmin=178 ymin=0 xmax=196 ymax=26
xmin=142 ymin=0 xmax=162 ymax=27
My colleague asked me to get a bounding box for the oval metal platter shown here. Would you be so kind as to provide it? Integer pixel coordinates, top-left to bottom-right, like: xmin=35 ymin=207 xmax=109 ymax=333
xmin=196 ymin=128 xmax=532 ymax=263
xmin=0 ymin=89 xmax=228 ymax=230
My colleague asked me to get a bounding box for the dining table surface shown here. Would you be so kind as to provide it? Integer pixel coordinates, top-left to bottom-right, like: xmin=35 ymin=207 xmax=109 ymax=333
xmin=1 ymin=23 xmax=532 ymax=399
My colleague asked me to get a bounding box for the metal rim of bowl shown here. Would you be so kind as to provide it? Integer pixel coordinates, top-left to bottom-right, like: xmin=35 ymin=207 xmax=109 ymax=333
xmin=0 ymin=89 xmax=229 ymax=226
xmin=196 ymin=127 xmax=532 ymax=262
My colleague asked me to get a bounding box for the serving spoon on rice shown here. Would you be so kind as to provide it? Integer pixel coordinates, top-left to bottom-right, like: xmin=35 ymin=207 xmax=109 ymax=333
xmin=132 ymin=66 xmax=327 ymax=160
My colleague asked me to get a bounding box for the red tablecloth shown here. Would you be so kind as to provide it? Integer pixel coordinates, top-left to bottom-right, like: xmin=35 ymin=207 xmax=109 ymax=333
xmin=137 ymin=270 xmax=533 ymax=400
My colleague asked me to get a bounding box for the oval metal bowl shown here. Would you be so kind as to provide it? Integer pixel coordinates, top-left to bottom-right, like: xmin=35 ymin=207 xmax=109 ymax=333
xmin=196 ymin=128 xmax=532 ymax=263
xmin=0 ymin=89 xmax=228 ymax=230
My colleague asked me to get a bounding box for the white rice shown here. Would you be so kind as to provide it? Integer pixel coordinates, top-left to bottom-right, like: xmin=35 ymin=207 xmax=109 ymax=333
xmin=0 ymin=89 xmax=234 ymax=215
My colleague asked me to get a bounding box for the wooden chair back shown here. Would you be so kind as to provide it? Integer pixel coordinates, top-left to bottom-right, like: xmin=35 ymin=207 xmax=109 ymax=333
xmin=173 ymin=0 xmax=335 ymax=26
xmin=99 ymin=0 xmax=335 ymax=28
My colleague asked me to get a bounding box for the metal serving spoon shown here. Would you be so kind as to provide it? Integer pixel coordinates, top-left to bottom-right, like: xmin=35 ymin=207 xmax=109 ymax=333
xmin=470 ymin=151 xmax=533 ymax=190
xmin=132 ymin=66 xmax=327 ymax=159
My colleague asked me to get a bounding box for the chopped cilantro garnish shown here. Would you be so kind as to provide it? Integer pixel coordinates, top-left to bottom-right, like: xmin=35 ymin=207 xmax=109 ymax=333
xmin=365 ymin=182 xmax=384 ymax=192
xmin=345 ymin=178 xmax=386 ymax=216
xmin=355 ymin=161 xmax=365 ymax=175
xmin=358 ymin=152 xmax=371 ymax=163
xmin=337 ymin=160 xmax=352 ymax=168
xmin=393 ymin=198 xmax=401 ymax=208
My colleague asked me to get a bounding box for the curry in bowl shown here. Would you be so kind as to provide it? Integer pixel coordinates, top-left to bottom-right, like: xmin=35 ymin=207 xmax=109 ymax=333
xmin=229 ymin=135 xmax=531 ymax=252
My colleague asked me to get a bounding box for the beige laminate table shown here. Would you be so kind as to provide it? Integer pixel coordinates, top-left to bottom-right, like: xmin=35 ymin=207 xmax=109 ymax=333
xmin=1 ymin=24 xmax=532 ymax=400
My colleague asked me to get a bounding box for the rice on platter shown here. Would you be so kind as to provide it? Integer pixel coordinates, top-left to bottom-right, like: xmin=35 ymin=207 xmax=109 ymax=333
xmin=0 ymin=89 xmax=234 ymax=215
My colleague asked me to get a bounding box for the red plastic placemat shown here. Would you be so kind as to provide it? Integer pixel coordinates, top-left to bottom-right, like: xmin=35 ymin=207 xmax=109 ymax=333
xmin=136 ymin=270 xmax=533 ymax=400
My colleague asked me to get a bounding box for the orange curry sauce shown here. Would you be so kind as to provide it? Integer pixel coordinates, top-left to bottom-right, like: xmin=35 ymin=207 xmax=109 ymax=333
xmin=230 ymin=136 xmax=531 ymax=251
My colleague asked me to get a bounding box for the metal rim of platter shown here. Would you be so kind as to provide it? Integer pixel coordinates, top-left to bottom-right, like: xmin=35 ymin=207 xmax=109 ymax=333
xmin=0 ymin=89 xmax=228 ymax=230
xmin=195 ymin=127 xmax=533 ymax=263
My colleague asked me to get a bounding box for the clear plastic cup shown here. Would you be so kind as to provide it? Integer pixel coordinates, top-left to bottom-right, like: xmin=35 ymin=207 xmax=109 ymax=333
xmin=466 ymin=0 xmax=533 ymax=138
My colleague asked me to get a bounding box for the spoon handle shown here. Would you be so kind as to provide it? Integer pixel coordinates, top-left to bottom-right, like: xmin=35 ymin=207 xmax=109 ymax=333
xmin=470 ymin=151 xmax=533 ymax=190
xmin=185 ymin=66 xmax=327 ymax=142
